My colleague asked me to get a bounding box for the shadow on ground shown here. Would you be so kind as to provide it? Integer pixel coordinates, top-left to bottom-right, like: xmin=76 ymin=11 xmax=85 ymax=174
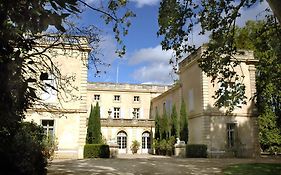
xmin=47 ymin=155 xmax=281 ymax=175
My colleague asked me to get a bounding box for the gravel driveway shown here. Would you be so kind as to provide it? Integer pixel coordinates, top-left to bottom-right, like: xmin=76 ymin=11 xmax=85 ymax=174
xmin=47 ymin=154 xmax=281 ymax=175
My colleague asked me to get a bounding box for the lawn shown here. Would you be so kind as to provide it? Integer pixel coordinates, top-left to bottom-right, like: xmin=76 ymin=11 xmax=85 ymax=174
xmin=223 ymin=163 xmax=281 ymax=175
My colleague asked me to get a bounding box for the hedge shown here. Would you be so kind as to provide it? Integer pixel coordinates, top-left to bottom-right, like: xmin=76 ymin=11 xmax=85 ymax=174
xmin=84 ymin=144 xmax=110 ymax=158
xmin=186 ymin=144 xmax=207 ymax=158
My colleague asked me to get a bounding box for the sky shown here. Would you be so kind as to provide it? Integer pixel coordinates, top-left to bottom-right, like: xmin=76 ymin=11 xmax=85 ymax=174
xmin=79 ymin=0 xmax=269 ymax=85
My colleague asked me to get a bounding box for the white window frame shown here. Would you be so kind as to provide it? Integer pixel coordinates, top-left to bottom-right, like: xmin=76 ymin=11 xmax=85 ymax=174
xmin=133 ymin=108 xmax=140 ymax=119
xmin=133 ymin=96 xmax=140 ymax=102
xmin=227 ymin=123 xmax=236 ymax=148
xmin=114 ymin=107 xmax=120 ymax=119
xmin=93 ymin=94 xmax=100 ymax=101
xmin=114 ymin=95 xmax=121 ymax=102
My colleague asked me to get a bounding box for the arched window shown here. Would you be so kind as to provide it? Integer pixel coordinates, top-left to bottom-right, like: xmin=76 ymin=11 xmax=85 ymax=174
xmin=142 ymin=132 xmax=151 ymax=149
xmin=117 ymin=131 xmax=127 ymax=149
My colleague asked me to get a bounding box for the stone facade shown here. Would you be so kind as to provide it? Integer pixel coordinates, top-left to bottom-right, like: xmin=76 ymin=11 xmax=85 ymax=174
xmin=25 ymin=36 xmax=90 ymax=159
xmin=151 ymin=47 xmax=260 ymax=158
xmin=25 ymin=42 xmax=260 ymax=158
xmin=87 ymin=82 xmax=170 ymax=154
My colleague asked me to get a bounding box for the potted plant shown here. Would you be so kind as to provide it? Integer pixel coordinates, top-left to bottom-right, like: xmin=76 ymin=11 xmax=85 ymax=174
xmin=130 ymin=140 xmax=140 ymax=154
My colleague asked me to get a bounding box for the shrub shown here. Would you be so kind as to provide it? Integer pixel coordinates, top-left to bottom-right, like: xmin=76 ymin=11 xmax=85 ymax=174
xmin=0 ymin=121 xmax=47 ymax=175
xmin=153 ymin=139 xmax=160 ymax=155
xmin=130 ymin=140 xmax=140 ymax=154
xmin=186 ymin=144 xmax=207 ymax=158
xmin=84 ymin=144 xmax=110 ymax=158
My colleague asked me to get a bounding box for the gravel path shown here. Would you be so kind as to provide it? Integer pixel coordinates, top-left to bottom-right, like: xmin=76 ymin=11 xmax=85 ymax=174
xmin=47 ymin=154 xmax=281 ymax=175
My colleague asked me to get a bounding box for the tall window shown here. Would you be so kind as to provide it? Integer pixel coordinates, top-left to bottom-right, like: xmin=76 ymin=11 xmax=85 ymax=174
xmin=117 ymin=131 xmax=127 ymax=149
xmin=133 ymin=108 xmax=140 ymax=119
xmin=41 ymin=73 xmax=57 ymax=102
xmin=142 ymin=132 xmax=151 ymax=149
xmin=42 ymin=120 xmax=54 ymax=139
xmin=114 ymin=95 xmax=120 ymax=102
xmin=114 ymin=107 xmax=120 ymax=119
xmin=227 ymin=123 xmax=236 ymax=148
xmin=133 ymin=96 xmax=140 ymax=102
xmin=93 ymin=94 xmax=100 ymax=101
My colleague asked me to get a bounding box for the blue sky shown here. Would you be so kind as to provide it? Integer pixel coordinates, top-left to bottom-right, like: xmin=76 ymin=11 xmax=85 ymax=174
xmin=80 ymin=0 xmax=268 ymax=85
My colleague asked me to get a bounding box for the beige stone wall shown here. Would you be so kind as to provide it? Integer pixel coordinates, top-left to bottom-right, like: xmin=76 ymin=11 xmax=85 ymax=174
xmin=151 ymin=47 xmax=260 ymax=157
xmin=150 ymin=84 xmax=181 ymax=118
xmin=87 ymin=83 xmax=168 ymax=154
xmin=25 ymin=39 xmax=90 ymax=159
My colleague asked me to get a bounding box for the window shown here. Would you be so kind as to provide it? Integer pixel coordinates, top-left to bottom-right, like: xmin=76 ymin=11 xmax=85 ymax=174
xmin=227 ymin=123 xmax=236 ymax=148
xmin=114 ymin=107 xmax=120 ymax=119
xmin=93 ymin=94 xmax=100 ymax=101
xmin=117 ymin=131 xmax=127 ymax=149
xmin=133 ymin=108 xmax=140 ymax=119
xmin=142 ymin=132 xmax=151 ymax=149
xmin=41 ymin=73 xmax=57 ymax=102
xmin=114 ymin=95 xmax=120 ymax=102
xmin=188 ymin=89 xmax=194 ymax=112
xmin=41 ymin=120 xmax=54 ymax=139
xmin=133 ymin=96 xmax=140 ymax=102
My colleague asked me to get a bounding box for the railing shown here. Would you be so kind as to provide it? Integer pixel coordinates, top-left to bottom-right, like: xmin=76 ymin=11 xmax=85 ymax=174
xmin=101 ymin=118 xmax=154 ymax=127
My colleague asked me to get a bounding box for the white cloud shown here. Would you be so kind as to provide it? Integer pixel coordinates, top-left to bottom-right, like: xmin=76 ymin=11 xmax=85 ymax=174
xmin=132 ymin=62 xmax=177 ymax=85
xmin=129 ymin=45 xmax=173 ymax=65
xmin=97 ymin=35 xmax=119 ymax=64
xmin=130 ymin=0 xmax=160 ymax=8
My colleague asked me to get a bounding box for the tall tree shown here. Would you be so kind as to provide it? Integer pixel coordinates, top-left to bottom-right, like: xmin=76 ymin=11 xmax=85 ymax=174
xmin=231 ymin=19 xmax=281 ymax=152
xmin=170 ymin=104 xmax=178 ymax=137
xmin=179 ymin=99 xmax=188 ymax=143
xmin=0 ymin=0 xmax=134 ymax=172
xmin=86 ymin=103 xmax=102 ymax=144
xmin=154 ymin=109 xmax=161 ymax=140
xmin=160 ymin=108 xmax=169 ymax=140
xmin=158 ymin=0 xmax=281 ymax=112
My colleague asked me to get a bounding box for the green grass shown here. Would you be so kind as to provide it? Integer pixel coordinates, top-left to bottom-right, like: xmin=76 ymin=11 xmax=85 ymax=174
xmin=223 ymin=163 xmax=281 ymax=175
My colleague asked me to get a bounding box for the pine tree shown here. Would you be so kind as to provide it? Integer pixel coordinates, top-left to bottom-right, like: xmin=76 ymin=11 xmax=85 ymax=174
xmin=161 ymin=108 xmax=169 ymax=140
xmin=180 ymin=99 xmax=188 ymax=143
xmin=92 ymin=102 xmax=102 ymax=144
xmin=154 ymin=109 xmax=161 ymax=140
xmin=170 ymin=104 xmax=178 ymax=137
xmin=86 ymin=103 xmax=102 ymax=144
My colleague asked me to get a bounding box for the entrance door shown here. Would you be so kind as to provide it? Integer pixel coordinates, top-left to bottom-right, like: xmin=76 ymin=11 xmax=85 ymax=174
xmin=117 ymin=131 xmax=127 ymax=154
xmin=142 ymin=132 xmax=151 ymax=153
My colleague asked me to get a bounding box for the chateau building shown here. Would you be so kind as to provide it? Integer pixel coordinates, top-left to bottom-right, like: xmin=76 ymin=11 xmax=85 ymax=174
xmin=151 ymin=47 xmax=260 ymax=157
xmin=87 ymin=82 xmax=170 ymax=154
xmin=25 ymin=38 xmax=259 ymax=158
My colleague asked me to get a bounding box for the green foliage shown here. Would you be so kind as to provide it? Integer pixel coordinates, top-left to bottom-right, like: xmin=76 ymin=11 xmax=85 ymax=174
xmin=157 ymin=0 xmax=280 ymax=112
xmin=170 ymin=104 xmax=178 ymax=137
xmin=186 ymin=144 xmax=207 ymax=158
xmin=153 ymin=137 xmax=176 ymax=156
xmin=232 ymin=19 xmax=281 ymax=153
xmin=160 ymin=109 xmax=170 ymax=140
xmin=154 ymin=109 xmax=161 ymax=140
xmin=180 ymin=99 xmax=188 ymax=143
xmin=130 ymin=140 xmax=140 ymax=154
xmin=86 ymin=103 xmax=102 ymax=144
xmin=0 ymin=122 xmax=47 ymax=175
xmin=83 ymin=144 xmax=110 ymax=158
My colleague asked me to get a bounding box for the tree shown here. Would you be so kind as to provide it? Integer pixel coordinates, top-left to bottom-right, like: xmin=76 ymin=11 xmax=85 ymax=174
xmin=231 ymin=19 xmax=281 ymax=152
xmin=170 ymin=104 xmax=178 ymax=137
xmin=179 ymin=99 xmax=188 ymax=143
xmin=160 ymin=109 xmax=169 ymax=140
xmin=0 ymin=0 xmax=134 ymax=172
xmin=86 ymin=103 xmax=102 ymax=144
xmin=154 ymin=109 xmax=161 ymax=140
xmin=158 ymin=0 xmax=281 ymax=112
